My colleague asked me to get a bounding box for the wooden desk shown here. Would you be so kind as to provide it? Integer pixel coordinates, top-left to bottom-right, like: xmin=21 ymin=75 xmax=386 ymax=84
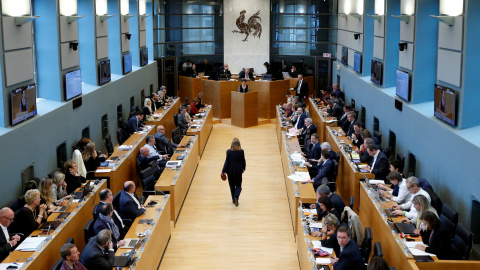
xmin=114 ymin=195 xmax=171 ymax=270
xmin=275 ymin=106 xmax=288 ymax=151
xmin=231 ymin=92 xmax=258 ymax=128
xmin=145 ymin=98 xmax=181 ymax=137
xmin=307 ymin=98 xmax=337 ymax=143
xmin=95 ymin=126 xmax=156 ymax=194
xmin=201 ymin=79 xmax=290 ymax=120
xmin=2 ymin=180 xmax=107 ymax=269
xmin=178 ymin=76 xmax=207 ymax=102
xmin=154 ymin=136 xmax=199 ymax=226
xmin=186 ymin=106 xmax=213 ymax=157
xmin=325 ymin=126 xmax=374 ymax=210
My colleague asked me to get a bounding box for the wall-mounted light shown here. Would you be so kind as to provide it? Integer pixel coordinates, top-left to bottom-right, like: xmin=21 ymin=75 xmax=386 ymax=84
xmin=337 ymin=13 xmax=348 ymax=19
xmin=391 ymin=15 xmax=410 ymax=24
xmin=354 ymin=34 xmax=360 ymax=40
xmin=100 ymin=15 xmax=115 ymax=22
xmin=139 ymin=0 xmax=146 ymax=16
xmin=366 ymin=14 xmax=382 ymax=22
xmin=120 ymin=0 xmax=129 ymax=15
xmin=67 ymin=15 xmax=85 ymax=24
xmin=375 ymin=0 xmax=385 ymax=16
xmin=125 ymin=33 xmax=132 ymax=40
xmin=123 ymin=14 xmax=135 ymax=21
xmin=439 ymin=0 xmax=463 ymax=17
xmin=429 ymin=15 xmax=456 ymax=26
xmin=402 ymin=0 xmax=416 ymax=16
xmin=1 ymin=0 xmax=31 ymax=16
xmin=96 ymin=0 xmax=108 ymax=15
xmin=14 ymin=16 xmax=40 ymax=26
xmin=399 ymin=42 xmax=408 ymax=51
xmin=69 ymin=42 xmax=79 ymax=51
xmin=349 ymin=13 xmax=362 ymax=20
xmin=59 ymin=0 xmax=78 ymax=16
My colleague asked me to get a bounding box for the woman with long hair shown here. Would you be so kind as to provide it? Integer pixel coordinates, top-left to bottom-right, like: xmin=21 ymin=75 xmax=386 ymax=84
xmin=52 ymin=171 xmax=70 ymax=202
xmin=143 ymin=98 xmax=153 ymax=116
xmin=222 ymin=138 xmax=246 ymax=207
xmin=82 ymin=142 xmax=105 ymax=179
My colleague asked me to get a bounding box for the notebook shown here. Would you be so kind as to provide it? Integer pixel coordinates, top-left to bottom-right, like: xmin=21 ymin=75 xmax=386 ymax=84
xmin=51 ymin=197 xmax=73 ymax=213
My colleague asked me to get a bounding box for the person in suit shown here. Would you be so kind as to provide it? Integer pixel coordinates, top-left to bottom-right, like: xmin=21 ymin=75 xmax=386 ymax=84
xmin=238 ymin=68 xmax=254 ymax=81
xmin=321 ymin=142 xmax=337 ymax=161
xmin=304 ymin=133 xmax=321 ymax=161
xmin=118 ymin=181 xmax=145 ymax=226
xmin=199 ymin=59 xmax=212 ymax=72
xmin=348 ymin=122 xmax=364 ymax=148
xmin=150 ymin=93 xmax=160 ymax=112
xmin=416 ymin=211 xmax=452 ymax=260
xmin=80 ymin=229 xmax=114 ymax=270
xmin=311 ymin=213 xmax=341 ymax=255
xmin=298 ymin=118 xmax=315 ymax=146
xmin=0 ymin=208 xmax=21 ymax=261
xmin=94 ymin=203 xmax=125 ymax=250
xmin=155 ymin=125 xmax=184 ymax=155
xmin=317 ymin=195 xmax=341 ymax=221
xmin=190 ymin=64 xmax=198 ymax=77
xmin=144 ymin=135 xmax=169 ymax=160
xmin=10 ymin=190 xmax=47 ymax=241
xmin=137 ymin=147 xmax=166 ymax=172
xmin=128 ymin=111 xmax=144 ymax=132
xmin=293 ymin=74 xmax=308 ymax=100
xmin=340 ymin=111 xmax=355 ymax=137
xmin=95 ymin=189 xmax=127 ymax=237
xmin=365 ymin=144 xmax=389 ymax=180
xmin=337 ymin=104 xmax=351 ymax=127
xmin=306 ymin=150 xmax=334 ymax=191
xmin=59 ymin=243 xmax=87 ymax=270
xmin=359 ymin=138 xmax=374 ymax=164
xmin=327 ymin=99 xmax=343 ymax=119
xmin=330 ymin=226 xmax=364 ymax=269
xmin=178 ymin=107 xmax=190 ymax=134
xmin=313 ymin=184 xmax=345 ymax=220
xmin=238 ymin=79 xmax=249 ymax=93
xmin=63 ymin=160 xmax=86 ymax=194
xmin=333 ymin=83 xmax=345 ymax=101
xmin=289 ymin=65 xmax=298 ymax=78
xmin=222 ymin=138 xmax=246 ymax=207
xmin=264 ymin=62 xmax=273 ymax=75
xmin=292 ymin=107 xmax=306 ymax=130
xmin=219 ymin=63 xmax=231 ymax=76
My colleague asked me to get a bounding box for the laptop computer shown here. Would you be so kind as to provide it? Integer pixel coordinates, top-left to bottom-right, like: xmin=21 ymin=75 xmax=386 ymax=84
xmin=74 ymin=181 xmax=94 ymax=200
xmin=119 ymin=238 xmax=142 ymax=249
xmin=40 ymin=220 xmax=62 ymax=231
xmin=51 ymin=196 xmax=73 ymax=213
xmin=113 ymin=239 xmax=141 ymax=267
xmin=394 ymin=222 xmax=416 ymax=234
xmin=282 ymin=72 xmax=291 ymax=79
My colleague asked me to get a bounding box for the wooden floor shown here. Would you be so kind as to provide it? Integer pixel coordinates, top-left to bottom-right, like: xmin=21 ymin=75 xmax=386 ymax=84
xmin=158 ymin=123 xmax=299 ymax=270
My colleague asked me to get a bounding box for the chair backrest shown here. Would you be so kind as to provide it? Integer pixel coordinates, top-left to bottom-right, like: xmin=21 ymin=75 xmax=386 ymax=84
xmin=374 ymin=131 xmax=382 ymax=144
xmin=383 ymin=146 xmax=392 ymax=160
xmin=130 ymin=106 xmax=139 ymax=113
xmin=83 ymin=219 xmax=95 ymax=244
xmin=349 ymin=196 xmax=355 ymax=209
xmin=332 ymin=159 xmax=339 ymax=182
xmin=310 ymin=124 xmax=317 ymax=135
xmin=390 ymin=268 xmax=396 ymax=270
xmin=141 ymin=175 xmax=156 ymax=192
xmin=441 ymin=203 xmax=458 ymax=224
xmin=66 ymin=237 xmax=74 ymax=244
xmin=440 ymin=215 xmax=456 ymax=240
xmin=123 ymin=121 xmax=134 ymax=136
xmin=112 ymin=191 xmax=122 ymax=210
xmin=105 ymin=134 xmax=114 ymax=156
xmin=92 ymin=206 xmax=99 ymax=220
xmin=418 ymin=178 xmax=434 ymax=191
xmin=424 ymin=187 xmax=443 ymax=215
xmin=396 ymin=153 xmax=405 ymax=173
xmin=50 ymin=257 xmax=63 ymax=270
xmin=5 ymin=196 xmax=25 ymax=213
xmin=336 ymin=151 xmax=341 ymax=163
xmin=149 ymin=160 xmax=161 ymax=179
xmin=173 ymin=113 xmax=178 ymax=127
xmin=172 ymin=127 xmax=181 ymax=144
xmin=373 ymin=242 xmax=384 ymax=257
xmin=117 ymin=128 xmax=126 ymax=145
xmin=450 ymin=222 xmax=473 ymax=260
xmin=362 ymin=227 xmax=373 ymax=263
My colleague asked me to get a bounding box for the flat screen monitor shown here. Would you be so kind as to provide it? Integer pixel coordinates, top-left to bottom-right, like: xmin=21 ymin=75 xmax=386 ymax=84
xmin=99 ymin=60 xmax=111 ymax=85
xmin=65 ymin=69 xmax=82 ymax=100
xmin=123 ymin=53 xmax=132 ymax=75
xmin=434 ymin=84 xmax=457 ymax=126
xmin=140 ymin=47 xmax=148 ymax=67
xmin=354 ymin=52 xmax=362 ymax=73
xmin=371 ymin=60 xmax=383 ymax=86
xmin=341 ymin=47 xmax=348 ymax=65
xmin=396 ymin=70 xmax=410 ymax=101
xmin=11 ymin=83 xmax=37 ymax=126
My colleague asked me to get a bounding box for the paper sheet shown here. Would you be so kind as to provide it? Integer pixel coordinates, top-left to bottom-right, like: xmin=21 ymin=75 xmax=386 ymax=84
xmin=288 ymin=174 xmax=308 ymax=182
xmin=312 ymin=241 xmax=334 ymax=255
xmin=117 ymin=145 xmax=133 ymax=151
xmin=315 ymin=257 xmax=332 ymax=265
xmin=405 ymin=241 xmax=437 ymax=256
xmin=0 ymin=263 xmax=24 ymax=270
xmin=309 ymin=222 xmax=323 ymax=228
xmin=16 ymin=236 xmax=47 ymax=251
xmin=287 ymin=128 xmax=299 ymax=136
xmin=369 ymin=180 xmax=385 ymax=184
xmin=96 ymin=169 xmax=112 ymax=173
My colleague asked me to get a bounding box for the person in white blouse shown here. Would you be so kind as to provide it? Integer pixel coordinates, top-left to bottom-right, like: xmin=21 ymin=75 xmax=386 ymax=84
xmin=391 ymin=177 xmax=431 ymax=220
xmin=377 ymin=171 xmax=411 ymax=204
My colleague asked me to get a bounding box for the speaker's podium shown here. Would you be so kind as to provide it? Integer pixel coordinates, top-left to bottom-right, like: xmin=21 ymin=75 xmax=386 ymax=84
xmin=231 ymin=91 xmax=258 ymax=128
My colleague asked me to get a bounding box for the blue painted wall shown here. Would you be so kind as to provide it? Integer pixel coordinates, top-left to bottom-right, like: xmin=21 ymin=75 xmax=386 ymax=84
xmin=78 ymin=0 xmax=97 ymax=85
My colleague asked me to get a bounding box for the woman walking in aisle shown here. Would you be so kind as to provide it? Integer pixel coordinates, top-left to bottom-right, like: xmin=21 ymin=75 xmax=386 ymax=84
xmin=222 ymin=138 xmax=246 ymax=207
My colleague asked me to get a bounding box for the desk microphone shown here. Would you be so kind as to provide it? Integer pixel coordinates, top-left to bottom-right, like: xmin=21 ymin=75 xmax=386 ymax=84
xmin=155 ymin=187 xmax=166 ymax=195
xmin=47 ymin=225 xmax=51 ymax=236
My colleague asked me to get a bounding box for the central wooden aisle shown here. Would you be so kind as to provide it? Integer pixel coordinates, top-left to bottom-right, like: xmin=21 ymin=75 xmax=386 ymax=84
xmin=159 ymin=123 xmax=299 ymax=269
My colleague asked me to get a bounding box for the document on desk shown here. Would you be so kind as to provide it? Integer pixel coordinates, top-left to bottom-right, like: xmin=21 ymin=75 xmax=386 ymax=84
xmin=315 ymin=257 xmax=331 ymax=265
xmin=16 ymin=236 xmax=47 ymax=251
xmin=288 ymin=174 xmax=308 ymax=182
xmin=312 ymin=241 xmax=334 ymax=255
xmin=325 ymin=119 xmax=337 ymax=123
xmin=405 ymin=242 xmax=437 ymax=256
xmin=117 ymin=145 xmax=133 ymax=151
xmin=309 ymin=222 xmax=323 ymax=228
xmin=96 ymin=169 xmax=112 ymax=173
xmin=369 ymin=180 xmax=385 ymax=185
xmin=0 ymin=263 xmax=24 ymax=270
xmin=287 ymin=128 xmax=299 ymax=136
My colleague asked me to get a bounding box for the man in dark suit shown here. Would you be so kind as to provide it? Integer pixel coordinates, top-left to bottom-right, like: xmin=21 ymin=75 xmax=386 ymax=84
xmin=327 ymin=99 xmax=343 ymax=119
xmin=219 ymin=63 xmax=231 ymax=75
xmin=293 ymin=74 xmax=308 ymax=101
xmin=341 ymin=111 xmax=356 ymax=136
xmin=298 ymin=118 xmax=316 ymax=146
xmin=315 ymin=185 xmax=346 ymax=219
xmin=178 ymin=107 xmax=190 ymax=134
xmin=365 ymin=144 xmax=389 ymax=180
xmin=307 ymin=150 xmax=334 ymax=191
xmin=321 ymin=142 xmax=337 ymax=161
xmin=292 ymin=107 xmax=306 ymax=130
xmin=348 ymin=122 xmax=364 ymax=148
xmin=0 ymin=207 xmax=20 ymax=261
xmin=128 ymin=112 xmax=144 ymax=132
xmin=93 ymin=204 xmax=125 ymax=250
xmin=333 ymin=83 xmax=345 ymax=101
xmin=80 ymin=229 xmax=114 ymax=270
xmin=337 ymin=104 xmax=351 ymax=127
xmin=94 ymin=189 xmax=127 ymax=237
xmin=155 ymin=125 xmax=184 ymax=155
xmin=118 ymin=181 xmax=145 ymax=226
xmin=359 ymin=138 xmax=374 ymax=164
xmin=238 ymin=68 xmax=254 ymax=81
xmin=330 ymin=226 xmax=364 ymax=269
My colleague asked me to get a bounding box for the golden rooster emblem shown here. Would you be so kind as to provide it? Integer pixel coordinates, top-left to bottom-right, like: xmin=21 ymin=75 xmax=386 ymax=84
xmin=232 ymin=10 xmax=262 ymax=42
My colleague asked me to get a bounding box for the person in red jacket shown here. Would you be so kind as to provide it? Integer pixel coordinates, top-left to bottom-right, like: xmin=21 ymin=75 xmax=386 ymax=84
xmin=190 ymin=98 xmax=200 ymax=114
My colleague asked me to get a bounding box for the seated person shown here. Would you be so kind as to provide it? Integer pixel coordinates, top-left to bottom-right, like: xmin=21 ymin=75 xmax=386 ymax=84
xmin=76 ymin=137 xmax=91 ymax=153
xmin=118 ymin=181 xmax=146 ymax=226
xmin=150 ymin=93 xmax=160 ymax=112
xmin=407 ymin=195 xmax=438 ymax=230
xmin=291 ymin=107 xmax=306 ymax=130
xmin=64 ymin=160 xmax=86 ymax=194
xmin=10 ymin=189 xmax=47 ymax=240
xmin=292 ymin=96 xmax=305 ymax=109
xmin=95 ymin=189 xmax=127 ymax=237
xmin=0 ymin=207 xmax=21 ymax=261
xmin=289 ymin=65 xmax=298 ymax=78
xmin=219 ymin=63 xmax=231 ymax=75
xmin=190 ymin=98 xmax=201 ymax=114
xmin=144 ymin=135 xmax=169 ymax=160
xmin=39 ymin=177 xmax=64 ymax=210
xmin=311 ymin=213 xmax=341 ymax=256
xmin=80 ymin=229 xmax=114 ymax=270
xmin=298 ymin=117 xmax=315 ymax=146
xmin=196 ymin=92 xmax=205 ymax=109
xmin=51 ymin=172 xmax=69 ymax=204
xmin=326 ymin=99 xmax=343 ymax=119
xmin=238 ymin=79 xmax=249 ymax=93
xmin=137 ymin=146 xmax=166 ymax=171
xmin=94 ymin=203 xmax=125 ymax=250
xmin=178 ymin=107 xmax=191 ymax=134
xmin=377 ymin=172 xmax=411 ymax=205
xmin=358 ymin=137 xmax=374 ymax=164
xmin=340 ymin=111 xmax=355 ymax=136
xmin=330 ymin=226 xmax=364 ymax=269
xmin=364 ymin=144 xmax=389 ymax=181
xmin=313 ymin=184 xmax=345 ymax=219
xmin=285 ymin=92 xmax=293 ymax=104
xmin=416 ymin=211 xmax=452 ymax=260
xmin=283 ymin=102 xmax=293 ymax=117
xmin=155 ymin=125 xmax=184 ymax=155
xmin=264 ymin=62 xmax=273 ymax=75
xmin=143 ymin=98 xmax=153 ymax=116
xmin=367 ymin=257 xmax=390 ymax=270
xmin=317 ymin=195 xmax=341 ymax=222
xmin=304 ymin=133 xmax=321 ymax=161
xmin=186 ymin=104 xmax=195 ymax=119
xmin=238 ymin=68 xmax=254 ymax=81
xmin=347 ymin=122 xmax=363 ymax=148
xmin=82 ymin=142 xmax=105 ymax=180
xmin=320 ymin=89 xmax=331 ymax=104
xmin=305 ymin=150 xmax=334 ymax=191
xmin=337 ymin=104 xmax=351 ymax=127
xmin=392 ymin=177 xmax=431 ymax=219
xmin=59 ymin=243 xmax=87 ymax=270
xmin=128 ymin=112 xmax=144 ymax=132
xmin=321 ymin=142 xmax=337 ymax=161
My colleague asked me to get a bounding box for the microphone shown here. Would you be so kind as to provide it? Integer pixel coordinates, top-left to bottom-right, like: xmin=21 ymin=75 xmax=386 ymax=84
xmin=47 ymin=225 xmax=51 ymax=236
xmin=155 ymin=187 xmax=166 ymax=195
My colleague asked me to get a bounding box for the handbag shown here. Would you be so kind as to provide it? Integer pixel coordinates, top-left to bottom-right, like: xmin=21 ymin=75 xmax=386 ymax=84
xmin=221 ymin=173 xmax=227 ymax=181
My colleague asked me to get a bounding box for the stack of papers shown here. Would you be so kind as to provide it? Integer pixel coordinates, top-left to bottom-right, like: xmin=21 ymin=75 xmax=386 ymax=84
xmin=316 ymin=257 xmax=331 ymax=265
xmin=369 ymin=180 xmax=385 ymax=185
xmin=311 ymin=240 xmax=334 ymax=254
xmin=287 ymin=128 xmax=299 ymax=136
xmin=309 ymin=222 xmax=323 ymax=228
xmin=16 ymin=236 xmax=47 ymax=251
xmin=287 ymin=174 xmax=307 ymax=182
xmin=96 ymin=169 xmax=112 ymax=173
xmin=303 ymin=209 xmax=317 ymax=216
xmin=405 ymin=242 xmax=437 ymax=256
xmin=295 ymin=172 xmax=310 ymax=181
xmin=117 ymin=145 xmax=133 ymax=151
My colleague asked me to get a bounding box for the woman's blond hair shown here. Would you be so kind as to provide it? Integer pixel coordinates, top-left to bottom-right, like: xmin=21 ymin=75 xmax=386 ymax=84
xmin=25 ymin=189 xmax=40 ymax=205
xmin=39 ymin=178 xmax=55 ymax=206
xmin=230 ymin=138 xmax=242 ymax=151
xmin=82 ymin=142 xmax=96 ymax=162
